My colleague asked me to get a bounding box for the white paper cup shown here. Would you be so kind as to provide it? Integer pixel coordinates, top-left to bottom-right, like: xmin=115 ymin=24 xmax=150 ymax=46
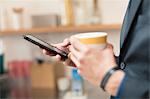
xmin=72 ymin=32 xmax=107 ymax=49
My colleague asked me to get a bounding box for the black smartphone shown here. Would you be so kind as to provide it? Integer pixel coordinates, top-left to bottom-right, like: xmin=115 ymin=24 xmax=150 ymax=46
xmin=23 ymin=35 xmax=68 ymax=60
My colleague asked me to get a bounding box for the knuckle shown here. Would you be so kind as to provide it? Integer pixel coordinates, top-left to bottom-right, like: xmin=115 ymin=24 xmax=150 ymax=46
xmin=107 ymin=44 xmax=113 ymax=49
xmin=111 ymin=45 xmax=114 ymax=49
xmin=78 ymin=54 xmax=84 ymax=62
xmin=84 ymin=48 xmax=91 ymax=54
xmin=78 ymin=57 xmax=83 ymax=62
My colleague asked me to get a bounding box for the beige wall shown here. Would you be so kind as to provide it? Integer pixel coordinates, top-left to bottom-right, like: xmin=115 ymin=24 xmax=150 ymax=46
xmin=0 ymin=0 xmax=129 ymax=27
xmin=100 ymin=0 xmax=129 ymax=24
xmin=0 ymin=0 xmax=66 ymax=28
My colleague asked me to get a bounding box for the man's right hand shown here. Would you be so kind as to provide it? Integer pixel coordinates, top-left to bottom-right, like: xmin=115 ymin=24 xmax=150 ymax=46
xmin=42 ymin=38 xmax=76 ymax=67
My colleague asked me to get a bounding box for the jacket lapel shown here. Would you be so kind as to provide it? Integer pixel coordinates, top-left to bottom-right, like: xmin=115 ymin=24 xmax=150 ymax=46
xmin=120 ymin=0 xmax=142 ymax=48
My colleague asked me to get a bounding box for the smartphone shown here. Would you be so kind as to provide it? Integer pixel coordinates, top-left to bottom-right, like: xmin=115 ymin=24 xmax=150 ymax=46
xmin=23 ymin=35 xmax=68 ymax=60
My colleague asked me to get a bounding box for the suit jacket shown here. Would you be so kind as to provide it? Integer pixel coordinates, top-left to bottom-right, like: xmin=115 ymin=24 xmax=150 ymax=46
xmin=115 ymin=0 xmax=150 ymax=98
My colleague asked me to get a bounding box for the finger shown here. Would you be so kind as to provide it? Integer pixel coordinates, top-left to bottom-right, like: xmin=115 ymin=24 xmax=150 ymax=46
xmin=55 ymin=54 xmax=62 ymax=61
xmin=52 ymin=40 xmax=70 ymax=52
xmin=104 ymin=43 xmax=114 ymax=55
xmin=69 ymin=46 xmax=81 ymax=59
xmin=70 ymin=54 xmax=81 ymax=68
xmin=42 ymin=49 xmax=56 ymax=56
xmin=55 ymin=38 xmax=70 ymax=47
xmin=63 ymin=59 xmax=76 ymax=67
xmin=63 ymin=38 xmax=70 ymax=46
xmin=43 ymin=49 xmax=47 ymax=54
xmin=70 ymin=37 xmax=87 ymax=52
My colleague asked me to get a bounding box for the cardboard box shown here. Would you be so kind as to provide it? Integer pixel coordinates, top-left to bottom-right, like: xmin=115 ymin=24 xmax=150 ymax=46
xmin=29 ymin=62 xmax=65 ymax=90
xmin=29 ymin=63 xmax=56 ymax=89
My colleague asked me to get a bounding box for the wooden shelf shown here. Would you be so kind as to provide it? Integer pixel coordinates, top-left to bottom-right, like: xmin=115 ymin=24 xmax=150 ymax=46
xmin=0 ymin=24 xmax=121 ymax=36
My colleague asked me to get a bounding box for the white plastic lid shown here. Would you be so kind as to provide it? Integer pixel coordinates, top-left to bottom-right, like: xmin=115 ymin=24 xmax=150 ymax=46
xmin=73 ymin=32 xmax=107 ymax=39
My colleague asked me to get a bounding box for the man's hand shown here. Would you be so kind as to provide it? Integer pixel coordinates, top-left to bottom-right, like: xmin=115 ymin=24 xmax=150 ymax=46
xmin=69 ymin=37 xmax=125 ymax=96
xmin=42 ymin=39 xmax=76 ymax=67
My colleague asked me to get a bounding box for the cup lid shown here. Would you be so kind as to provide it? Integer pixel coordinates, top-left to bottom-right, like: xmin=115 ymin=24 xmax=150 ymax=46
xmin=73 ymin=32 xmax=107 ymax=39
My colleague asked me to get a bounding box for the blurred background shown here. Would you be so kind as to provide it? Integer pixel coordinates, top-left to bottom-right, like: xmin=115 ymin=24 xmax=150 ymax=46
xmin=0 ymin=0 xmax=129 ymax=99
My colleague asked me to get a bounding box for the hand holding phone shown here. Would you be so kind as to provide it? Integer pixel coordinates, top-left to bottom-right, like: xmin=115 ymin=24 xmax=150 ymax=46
xmin=23 ymin=35 xmax=68 ymax=60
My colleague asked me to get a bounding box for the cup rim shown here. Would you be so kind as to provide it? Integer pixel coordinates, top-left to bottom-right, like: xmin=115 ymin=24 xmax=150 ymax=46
xmin=73 ymin=32 xmax=107 ymax=39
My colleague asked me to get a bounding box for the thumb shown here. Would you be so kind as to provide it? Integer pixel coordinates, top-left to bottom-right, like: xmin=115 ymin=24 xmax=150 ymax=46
xmin=61 ymin=38 xmax=70 ymax=47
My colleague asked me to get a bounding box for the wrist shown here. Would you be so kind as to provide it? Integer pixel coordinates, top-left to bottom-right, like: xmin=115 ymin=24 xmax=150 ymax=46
xmin=99 ymin=63 xmax=117 ymax=84
xmin=105 ymin=70 xmax=125 ymax=96
xmin=100 ymin=66 xmax=120 ymax=91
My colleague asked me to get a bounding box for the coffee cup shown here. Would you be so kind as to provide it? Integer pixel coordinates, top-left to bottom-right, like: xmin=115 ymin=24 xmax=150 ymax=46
xmin=71 ymin=32 xmax=107 ymax=49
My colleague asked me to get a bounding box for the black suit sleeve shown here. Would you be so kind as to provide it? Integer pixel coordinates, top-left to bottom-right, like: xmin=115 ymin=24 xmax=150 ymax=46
xmin=119 ymin=73 xmax=149 ymax=99
xmin=115 ymin=56 xmax=119 ymax=65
